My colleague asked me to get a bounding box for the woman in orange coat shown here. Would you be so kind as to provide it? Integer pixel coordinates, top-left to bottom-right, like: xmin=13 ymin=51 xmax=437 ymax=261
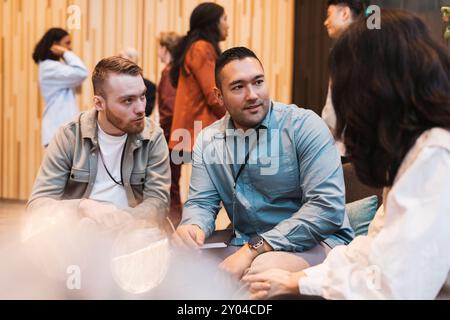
xmin=169 ymin=2 xmax=229 ymax=154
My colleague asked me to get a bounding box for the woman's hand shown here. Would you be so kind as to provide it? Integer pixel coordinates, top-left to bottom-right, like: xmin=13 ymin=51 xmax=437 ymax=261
xmin=50 ymin=44 xmax=69 ymax=57
xmin=242 ymin=269 xmax=305 ymax=299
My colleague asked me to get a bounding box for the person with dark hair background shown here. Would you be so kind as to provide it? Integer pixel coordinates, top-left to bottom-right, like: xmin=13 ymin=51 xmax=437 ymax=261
xmin=169 ymin=2 xmax=228 ymax=155
xmin=32 ymin=28 xmax=88 ymax=147
xmin=322 ymin=0 xmax=364 ymax=157
xmin=245 ymin=9 xmax=450 ymax=300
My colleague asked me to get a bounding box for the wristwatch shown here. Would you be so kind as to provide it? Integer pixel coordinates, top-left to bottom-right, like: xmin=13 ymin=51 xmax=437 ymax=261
xmin=248 ymin=235 xmax=265 ymax=254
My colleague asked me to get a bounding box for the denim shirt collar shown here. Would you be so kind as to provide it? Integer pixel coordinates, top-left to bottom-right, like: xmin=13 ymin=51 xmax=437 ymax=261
xmin=259 ymin=100 xmax=273 ymax=129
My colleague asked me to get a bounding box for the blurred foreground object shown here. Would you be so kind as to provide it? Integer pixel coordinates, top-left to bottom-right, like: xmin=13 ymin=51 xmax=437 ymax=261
xmin=111 ymin=227 xmax=170 ymax=294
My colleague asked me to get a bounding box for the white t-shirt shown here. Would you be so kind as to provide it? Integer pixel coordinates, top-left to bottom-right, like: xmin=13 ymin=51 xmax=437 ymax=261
xmin=89 ymin=124 xmax=129 ymax=209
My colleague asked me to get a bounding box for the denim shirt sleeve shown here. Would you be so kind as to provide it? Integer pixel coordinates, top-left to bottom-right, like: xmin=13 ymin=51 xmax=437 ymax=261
xmin=262 ymin=111 xmax=346 ymax=252
xmin=180 ymin=132 xmax=222 ymax=238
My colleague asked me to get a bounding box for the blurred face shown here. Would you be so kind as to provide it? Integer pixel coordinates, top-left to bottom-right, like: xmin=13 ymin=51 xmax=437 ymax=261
xmin=94 ymin=73 xmax=147 ymax=136
xmin=324 ymin=5 xmax=353 ymax=39
xmin=158 ymin=45 xmax=170 ymax=64
xmin=216 ymin=57 xmax=270 ymax=131
xmin=57 ymin=35 xmax=72 ymax=50
xmin=118 ymin=51 xmax=138 ymax=64
xmin=219 ymin=13 xmax=229 ymax=41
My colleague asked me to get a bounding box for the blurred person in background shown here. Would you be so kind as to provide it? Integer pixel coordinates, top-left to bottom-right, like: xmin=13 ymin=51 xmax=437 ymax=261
xmin=322 ymin=0 xmax=364 ymax=157
xmin=169 ymin=2 xmax=229 ymax=156
xmin=157 ymin=32 xmax=183 ymax=226
xmin=32 ymin=28 xmax=88 ymax=147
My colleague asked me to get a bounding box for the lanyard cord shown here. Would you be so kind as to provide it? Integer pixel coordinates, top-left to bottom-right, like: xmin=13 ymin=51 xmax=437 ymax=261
xmin=229 ymin=130 xmax=260 ymax=239
xmin=229 ymin=130 xmax=261 ymax=185
xmin=97 ymin=137 xmax=128 ymax=186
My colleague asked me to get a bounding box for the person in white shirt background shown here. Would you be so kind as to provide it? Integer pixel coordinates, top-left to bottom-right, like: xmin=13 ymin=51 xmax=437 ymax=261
xmin=322 ymin=0 xmax=364 ymax=157
xmin=32 ymin=28 xmax=88 ymax=147
xmin=244 ymin=9 xmax=450 ymax=300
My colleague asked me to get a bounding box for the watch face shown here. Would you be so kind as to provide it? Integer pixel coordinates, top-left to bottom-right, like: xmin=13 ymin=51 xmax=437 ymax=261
xmin=249 ymin=235 xmax=264 ymax=248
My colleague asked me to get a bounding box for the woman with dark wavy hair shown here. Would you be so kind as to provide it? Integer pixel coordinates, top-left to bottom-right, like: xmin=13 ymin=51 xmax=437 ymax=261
xmin=244 ymin=9 xmax=450 ymax=299
xmin=169 ymin=2 xmax=228 ymax=153
xmin=32 ymin=28 xmax=88 ymax=147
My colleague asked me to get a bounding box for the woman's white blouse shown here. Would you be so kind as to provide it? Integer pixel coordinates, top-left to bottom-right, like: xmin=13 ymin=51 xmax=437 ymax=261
xmin=300 ymin=128 xmax=450 ymax=299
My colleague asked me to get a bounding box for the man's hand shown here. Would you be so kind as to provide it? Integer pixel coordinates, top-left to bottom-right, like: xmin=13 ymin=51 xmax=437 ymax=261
xmin=50 ymin=44 xmax=68 ymax=57
xmin=172 ymin=224 xmax=205 ymax=250
xmin=242 ymin=269 xmax=305 ymax=300
xmin=219 ymin=245 xmax=257 ymax=280
xmin=78 ymin=199 xmax=133 ymax=230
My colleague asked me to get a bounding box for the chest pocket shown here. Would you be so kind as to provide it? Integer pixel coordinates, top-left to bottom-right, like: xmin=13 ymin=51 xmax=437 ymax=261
xmin=64 ymin=167 xmax=90 ymax=199
xmin=249 ymin=154 xmax=299 ymax=196
xmin=130 ymin=171 xmax=146 ymax=185
xmin=130 ymin=171 xmax=146 ymax=201
xmin=69 ymin=167 xmax=90 ymax=183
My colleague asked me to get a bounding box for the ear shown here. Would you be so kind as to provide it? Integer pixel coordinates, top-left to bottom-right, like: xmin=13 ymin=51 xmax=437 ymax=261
xmin=214 ymin=87 xmax=223 ymax=104
xmin=342 ymin=7 xmax=352 ymax=21
xmin=93 ymin=95 xmax=105 ymax=112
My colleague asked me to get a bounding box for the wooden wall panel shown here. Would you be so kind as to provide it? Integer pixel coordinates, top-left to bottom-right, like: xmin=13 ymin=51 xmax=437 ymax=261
xmin=0 ymin=0 xmax=295 ymax=200
xmin=0 ymin=0 xmax=3 ymax=197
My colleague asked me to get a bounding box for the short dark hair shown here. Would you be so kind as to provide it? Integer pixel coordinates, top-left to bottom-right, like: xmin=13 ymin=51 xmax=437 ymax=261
xmin=32 ymin=28 xmax=69 ymax=64
xmin=92 ymin=56 xmax=143 ymax=97
xmin=327 ymin=0 xmax=364 ymax=18
xmin=214 ymin=47 xmax=263 ymax=88
xmin=330 ymin=9 xmax=450 ymax=188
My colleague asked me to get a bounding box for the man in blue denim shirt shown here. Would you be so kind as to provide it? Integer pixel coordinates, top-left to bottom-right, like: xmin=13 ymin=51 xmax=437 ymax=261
xmin=173 ymin=47 xmax=353 ymax=280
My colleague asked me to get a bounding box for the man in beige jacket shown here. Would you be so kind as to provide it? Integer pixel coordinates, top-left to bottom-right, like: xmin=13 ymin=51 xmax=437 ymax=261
xmin=28 ymin=56 xmax=171 ymax=230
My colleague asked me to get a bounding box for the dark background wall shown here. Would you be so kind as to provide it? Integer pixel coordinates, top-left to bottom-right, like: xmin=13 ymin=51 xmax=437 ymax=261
xmin=293 ymin=0 xmax=331 ymax=115
xmin=292 ymin=0 xmax=450 ymax=115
